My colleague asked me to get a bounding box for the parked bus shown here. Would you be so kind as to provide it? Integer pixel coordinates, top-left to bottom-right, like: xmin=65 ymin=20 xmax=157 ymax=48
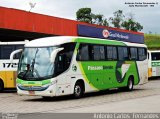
xmin=148 ymin=50 xmax=160 ymax=77
xmin=0 ymin=41 xmax=28 ymax=91
xmin=10 ymin=36 xmax=148 ymax=98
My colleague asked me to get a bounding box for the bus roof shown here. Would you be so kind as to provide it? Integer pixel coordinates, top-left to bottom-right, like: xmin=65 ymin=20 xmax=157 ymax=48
xmin=148 ymin=50 xmax=160 ymax=53
xmin=0 ymin=40 xmax=28 ymax=45
xmin=25 ymin=36 xmax=147 ymax=48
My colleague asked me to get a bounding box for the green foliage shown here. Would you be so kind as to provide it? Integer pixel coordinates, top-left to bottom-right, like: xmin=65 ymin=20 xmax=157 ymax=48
xmin=145 ymin=34 xmax=160 ymax=50
xmin=92 ymin=14 xmax=109 ymax=26
xmin=109 ymin=10 xmax=124 ymax=28
xmin=122 ymin=19 xmax=143 ymax=32
xmin=76 ymin=8 xmax=143 ymax=32
xmin=76 ymin=8 xmax=92 ymax=23
xmin=103 ymin=19 xmax=109 ymax=26
xmin=76 ymin=8 xmax=109 ymax=26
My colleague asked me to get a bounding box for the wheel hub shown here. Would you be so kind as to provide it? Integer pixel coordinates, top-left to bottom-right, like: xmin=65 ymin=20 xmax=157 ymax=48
xmin=75 ymin=85 xmax=81 ymax=96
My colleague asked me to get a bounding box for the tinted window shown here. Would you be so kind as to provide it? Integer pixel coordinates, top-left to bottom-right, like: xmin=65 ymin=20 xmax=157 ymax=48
xmin=151 ymin=53 xmax=160 ymax=60
xmin=130 ymin=47 xmax=138 ymax=60
xmin=0 ymin=46 xmax=1 ymax=59
xmin=138 ymin=48 xmax=147 ymax=61
xmin=106 ymin=46 xmax=117 ymax=60
xmin=55 ymin=43 xmax=76 ymax=75
xmin=0 ymin=45 xmax=15 ymax=59
xmin=0 ymin=45 xmax=24 ymax=59
xmin=15 ymin=45 xmax=24 ymax=59
xmin=77 ymin=44 xmax=90 ymax=61
xmin=118 ymin=47 xmax=128 ymax=60
xmin=93 ymin=45 xmax=105 ymax=60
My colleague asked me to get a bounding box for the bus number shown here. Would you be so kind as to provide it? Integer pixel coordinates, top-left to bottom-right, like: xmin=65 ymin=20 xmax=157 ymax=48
xmin=3 ymin=63 xmax=18 ymax=68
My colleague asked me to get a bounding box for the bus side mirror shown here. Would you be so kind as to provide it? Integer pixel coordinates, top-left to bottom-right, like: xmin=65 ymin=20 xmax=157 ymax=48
xmin=50 ymin=48 xmax=64 ymax=63
xmin=10 ymin=49 xmax=23 ymax=63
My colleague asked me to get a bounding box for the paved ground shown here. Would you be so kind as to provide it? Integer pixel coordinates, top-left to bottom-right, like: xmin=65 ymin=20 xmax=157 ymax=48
xmin=0 ymin=78 xmax=160 ymax=113
xmin=62 ymin=95 xmax=160 ymax=113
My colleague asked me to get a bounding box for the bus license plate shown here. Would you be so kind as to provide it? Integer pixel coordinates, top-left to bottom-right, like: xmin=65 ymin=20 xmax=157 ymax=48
xmin=29 ymin=91 xmax=35 ymax=95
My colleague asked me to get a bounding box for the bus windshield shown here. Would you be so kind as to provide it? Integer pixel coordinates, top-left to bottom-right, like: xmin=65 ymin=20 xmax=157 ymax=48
xmin=18 ymin=46 xmax=58 ymax=80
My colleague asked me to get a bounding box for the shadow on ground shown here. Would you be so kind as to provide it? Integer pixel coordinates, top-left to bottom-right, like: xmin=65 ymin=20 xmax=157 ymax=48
xmin=148 ymin=77 xmax=160 ymax=80
xmin=0 ymin=88 xmax=16 ymax=93
xmin=23 ymin=88 xmax=145 ymax=102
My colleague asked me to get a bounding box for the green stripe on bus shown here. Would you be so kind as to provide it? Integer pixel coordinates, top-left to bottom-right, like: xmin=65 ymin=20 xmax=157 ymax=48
xmin=152 ymin=62 xmax=160 ymax=67
xmin=16 ymin=78 xmax=51 ymax=86
xmin=75 ymin=37 xmax=125 ymax=46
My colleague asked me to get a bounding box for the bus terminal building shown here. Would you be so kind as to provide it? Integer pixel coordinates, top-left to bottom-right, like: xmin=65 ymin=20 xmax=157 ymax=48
xmin=0 ymin=6 xmax=144 ymax=43
xmin=0 ymin=6 xmax=147 ymax=94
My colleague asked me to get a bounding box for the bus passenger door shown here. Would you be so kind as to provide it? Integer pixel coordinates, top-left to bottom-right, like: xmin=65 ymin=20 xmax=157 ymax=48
xmin=55 ymin=43 xmax=76 ymax=95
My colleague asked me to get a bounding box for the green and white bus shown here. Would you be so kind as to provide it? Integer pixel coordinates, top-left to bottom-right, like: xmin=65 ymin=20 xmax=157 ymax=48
xmin=148 ymin=50 xmax=160 ymax=77
xmin=10 ymin=36 xmax=148 ymax=98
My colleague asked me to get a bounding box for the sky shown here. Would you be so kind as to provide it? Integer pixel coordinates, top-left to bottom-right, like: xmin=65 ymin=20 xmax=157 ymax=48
xmin=0 ymin=0 xmax=160 ymax=34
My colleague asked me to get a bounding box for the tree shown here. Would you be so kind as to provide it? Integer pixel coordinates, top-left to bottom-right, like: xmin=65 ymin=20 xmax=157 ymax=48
xmin=109 ymin=10 xmax=124 ymax=28
xmin=76 ymin=8 xmax=109 ymax=26
xmin=92 ymin=14 xmax=109 ymax=26
xmin=92 ymin=14 xmax=103 ymax=25
xmin=102 ymin=19 xmax=109 ymax=26
xmin=122 ymin=19 xmax=143 ymax=32
xmin=76 ymin=8 xmax=92 ymax=23
xmin=121 ymin=12 xmax=143 ymax=32
xmin=76 ymin=8 xmax=143 ymax=31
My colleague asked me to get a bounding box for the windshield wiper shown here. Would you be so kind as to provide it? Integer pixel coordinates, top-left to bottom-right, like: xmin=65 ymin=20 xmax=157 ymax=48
xmin=30 ymin=48 xmax=40 ymax=78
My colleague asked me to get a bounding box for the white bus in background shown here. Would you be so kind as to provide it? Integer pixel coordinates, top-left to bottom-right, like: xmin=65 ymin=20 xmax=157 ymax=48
xmin=0 ymin=40 xmax=28 ymax=91
xmin=148 ymin=50 xmax=160 ymax=77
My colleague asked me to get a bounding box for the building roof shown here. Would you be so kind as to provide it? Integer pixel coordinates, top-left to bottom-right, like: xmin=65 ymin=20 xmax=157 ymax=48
xmin=0 ymin=6 xmax=144 ymax=42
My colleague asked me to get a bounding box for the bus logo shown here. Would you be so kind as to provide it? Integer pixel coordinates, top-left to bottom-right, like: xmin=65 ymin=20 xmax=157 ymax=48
xmin=72 ymin=64 xmax=77 ymax=72
xmin=102 ymin=29 xmax=110 ymax=38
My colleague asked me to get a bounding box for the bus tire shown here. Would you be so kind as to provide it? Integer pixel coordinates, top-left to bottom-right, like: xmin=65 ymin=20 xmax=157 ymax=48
xmin=126 ymin=77 xmax=134 ymax=91
xmin=73 ymin=82 xmax=84 ymax=99
xmin=0 ymin=80 xmax=4 ymax=92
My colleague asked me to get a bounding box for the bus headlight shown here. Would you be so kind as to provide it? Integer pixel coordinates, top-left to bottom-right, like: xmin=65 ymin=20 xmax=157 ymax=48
xmin=51 ymin=80 xmax=57 ymax=85
xmin=48 ymin=80 xmax=57 ymax=86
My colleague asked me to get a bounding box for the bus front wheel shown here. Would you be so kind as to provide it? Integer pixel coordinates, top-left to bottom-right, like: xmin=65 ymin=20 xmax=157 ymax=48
xmin=0 ymin=80 xmax=4 ymax=92
xmin=73 ymin=82 xmax=84 ymax=99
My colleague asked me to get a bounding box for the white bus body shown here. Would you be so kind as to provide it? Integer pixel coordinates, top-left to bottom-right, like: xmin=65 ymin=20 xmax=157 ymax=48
xmin=148 ymin=50 xmax=160 ymax=77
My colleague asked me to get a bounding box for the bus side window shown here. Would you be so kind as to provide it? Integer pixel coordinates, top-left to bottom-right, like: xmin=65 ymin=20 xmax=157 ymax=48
xmin=77 ymin=44 xmax=90 ymax=61
xmin=106 ymin=46 xmax=117 ymax=60
xmin=55 ymin=43 xmax=76 ymax=75
xmin=130 ymin=47 xmax=138 ymax=60
xmin=118 ymin=47 xmax=129 ymax=60
xmin=93 ymin=45 xmax=105 ymax=61
xmin=15 ymin=45 xmax=24 ymax=59
xmin=1 ymin=45 xmax=15 ymax=59
xmin=0 ymin=46 xmax=1 ymax=59
xmin=138 ymin=48 xmax=147 ymax=61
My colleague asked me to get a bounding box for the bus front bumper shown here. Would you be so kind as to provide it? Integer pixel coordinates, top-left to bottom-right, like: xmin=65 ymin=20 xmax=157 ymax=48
xmin=17 ymin=84 xmax=57 ymax=97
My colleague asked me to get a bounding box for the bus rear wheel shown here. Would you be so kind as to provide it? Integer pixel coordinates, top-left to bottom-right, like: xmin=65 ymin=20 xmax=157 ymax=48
xmin=0 ymin=80 xmax=4 ymax=92
xmin=126 ymin=77 xmax=134 ymax=91
xmin=73 ymin=82 xmax=84 ymax=99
